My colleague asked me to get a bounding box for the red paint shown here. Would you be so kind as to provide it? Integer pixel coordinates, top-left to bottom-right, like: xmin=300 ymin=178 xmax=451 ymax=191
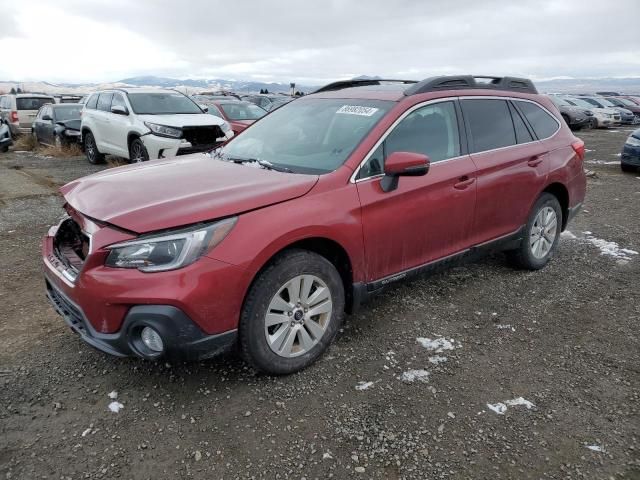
xmin=43 ymin=85 xmax=587 ymax=337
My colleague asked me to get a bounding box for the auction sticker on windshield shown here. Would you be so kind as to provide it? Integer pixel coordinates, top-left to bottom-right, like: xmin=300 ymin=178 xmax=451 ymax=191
xmin=336 ymin=105 xmax=379 ymax=116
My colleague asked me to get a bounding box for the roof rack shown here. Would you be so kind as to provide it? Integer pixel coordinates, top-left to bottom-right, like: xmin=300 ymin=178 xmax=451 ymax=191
xmin=314 ymin=79 xmax=417 ymax=94
xmin=404 ymin=75 xmax=538 ymax=95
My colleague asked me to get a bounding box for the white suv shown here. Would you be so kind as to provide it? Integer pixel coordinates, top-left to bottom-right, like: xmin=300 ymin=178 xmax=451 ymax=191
xmin=80 ymin=88 xmax=233 ymax=164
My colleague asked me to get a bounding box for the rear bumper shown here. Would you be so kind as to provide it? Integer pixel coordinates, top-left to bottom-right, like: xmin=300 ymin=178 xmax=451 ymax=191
xmin=46 ymin=278 xmax=237 ymax=360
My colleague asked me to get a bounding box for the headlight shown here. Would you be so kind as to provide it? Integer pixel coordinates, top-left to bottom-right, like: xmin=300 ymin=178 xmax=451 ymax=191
xmin=626 ymin=136 xmax=640 ymax=147
xmin=220 ymin=121 xmax=233 ymax=135
xmin=105 ymin=217 xmax=237 ymax=272
xmin=144 ymin=122 xmax=182 ymax=138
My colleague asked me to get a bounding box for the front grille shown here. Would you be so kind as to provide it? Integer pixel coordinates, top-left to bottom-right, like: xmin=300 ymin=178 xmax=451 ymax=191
xmin=46 ymin=280 xmax=87 ymax=335
xmin=54 ymin=218 xmax=89 ymax=273
xmin=182 ymin=125 xmax=225 ymax=147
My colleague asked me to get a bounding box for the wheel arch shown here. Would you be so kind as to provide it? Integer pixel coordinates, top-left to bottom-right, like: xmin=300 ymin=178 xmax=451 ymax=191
xmin=542 ymin=182 xmax=569 ymax=230
xmin=127 ymin=131 xmax=141 ymax=150
xmin=243 ymin=236 xmax=356 ymax=315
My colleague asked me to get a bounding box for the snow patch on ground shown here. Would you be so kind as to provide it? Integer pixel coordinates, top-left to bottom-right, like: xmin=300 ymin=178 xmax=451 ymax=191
xmin=585 ymin=159 xmax=620 ymax=165
xmin=487 ymin=397 xmax=535 ymax=415
xmin=561 ymin=231 xmax=638 ymax=262
xmin=496 ymin=324 xmax=515 ymax=332
xmin=399 ymin=369 xmax=430 ymax=383
xmin=108 ymin=401 xmax=124 ymax=413
xmin=428 ymin=355 xmax=448 ymax=364
xmin=417 ymin=336 xmax=460 ymax=353
xmin=108 ymin=391 xmax=118 ymax=399
xmin=355 ymin=381 xmax=374 ymax=391
xmin=586 ymin=445 xmax=604 ymax=452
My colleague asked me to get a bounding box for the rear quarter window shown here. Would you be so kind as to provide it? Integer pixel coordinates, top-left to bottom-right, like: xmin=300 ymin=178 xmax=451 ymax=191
xmin=86 ymin=94 xmax=98 ymax=109
xmin=515 ymin=101 xmax=560 ymax=139
xmin=96 ymin=93 xmax=114 ymax=112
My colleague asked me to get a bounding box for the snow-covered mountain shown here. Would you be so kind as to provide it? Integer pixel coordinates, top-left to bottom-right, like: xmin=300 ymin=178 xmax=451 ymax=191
xmin=2 ymin=76 xmax=639 ymax=96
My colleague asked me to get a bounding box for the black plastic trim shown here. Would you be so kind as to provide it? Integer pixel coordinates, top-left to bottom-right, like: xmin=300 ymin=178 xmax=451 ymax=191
xmin=46 ymin=278 xmax=237 ymax=361
xmin=314 ymin=79 xmax=417 ymax=94
xmin=404 ymin=76 xmax=538 ymax=96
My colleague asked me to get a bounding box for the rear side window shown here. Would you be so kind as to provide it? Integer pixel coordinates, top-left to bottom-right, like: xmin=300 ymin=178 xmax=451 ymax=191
xmin=16 ymin=97 xmax=53 ymax=111
xmin=97 ymin=93 xmax=113 ymax=112
xmin=86 ymin=94 xmax=98 ymax=109
xmin=461 ymin=99 xmax=516 ymax=153
xmin=515 ymin=101 xmax=559 ymax=139
xmin=508 ymin=102 xmax=534 ymax=144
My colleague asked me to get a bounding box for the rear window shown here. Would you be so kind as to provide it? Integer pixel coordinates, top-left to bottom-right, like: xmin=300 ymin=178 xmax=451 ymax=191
xmin=16 ymin=97 xmax=53 ymax=111
xmin=515 ymin=101 xmax=559 ymax=139
xmin=508 ymin=102 xmax=534 ymax=144
xmin=461 ymin=99 xmax=516 ymax=153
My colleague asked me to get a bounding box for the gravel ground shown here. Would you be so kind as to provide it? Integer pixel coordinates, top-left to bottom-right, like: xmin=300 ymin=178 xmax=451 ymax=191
xmin=0 ymin=129 xmax=639 ymax=479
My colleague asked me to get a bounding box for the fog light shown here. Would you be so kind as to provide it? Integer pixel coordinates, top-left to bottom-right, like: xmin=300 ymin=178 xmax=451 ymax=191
xmin=141 ymin=327 xmax=164 ymax=352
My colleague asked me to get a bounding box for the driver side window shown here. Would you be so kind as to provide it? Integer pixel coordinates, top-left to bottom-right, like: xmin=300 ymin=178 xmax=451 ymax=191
xmin=357 ymin=101 xmax=461 ymax=180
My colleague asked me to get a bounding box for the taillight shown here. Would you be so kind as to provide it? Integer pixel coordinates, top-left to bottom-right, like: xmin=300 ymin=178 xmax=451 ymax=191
xmin=571 ymin=139 xmax=585 ymax=162
xmin=9 ymin=111 xmax=18 ymax=123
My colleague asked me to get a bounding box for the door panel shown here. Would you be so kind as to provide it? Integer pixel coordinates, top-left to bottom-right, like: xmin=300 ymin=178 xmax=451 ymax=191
xmin=357 ymin=156 xmax=477 ymax=281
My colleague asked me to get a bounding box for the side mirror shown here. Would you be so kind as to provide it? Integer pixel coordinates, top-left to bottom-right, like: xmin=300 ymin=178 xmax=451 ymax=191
xmin=380 ymin=151 xmax=430 ymax=192
xmin=111 ymin=105 xmax=129 ymax=115
xmin=42 ymin=115 xmax=52 ymax=121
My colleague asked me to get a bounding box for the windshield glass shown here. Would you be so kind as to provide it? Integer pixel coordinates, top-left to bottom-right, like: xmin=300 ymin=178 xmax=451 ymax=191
xmin=54 ymin=106 xmax=82 ymax=121
xmin=16 ymin=97 xmax=53 ymax=110
xmin=219 ymin=98 xmax=393 ymax=174
xmin=594 ymin=98 xmax=616 ymax=108
xmin=127 ymin=92 xmax=202 ymax=115
xmin=220 ymin=102 xmax=266 ymax=120
xmin=550 ymin=97 xmax=570 ymax=107
xmin=565 ymin=97 xmax=595 ymax=109
xmin=615 ymin=98 xmax=636 ymax=107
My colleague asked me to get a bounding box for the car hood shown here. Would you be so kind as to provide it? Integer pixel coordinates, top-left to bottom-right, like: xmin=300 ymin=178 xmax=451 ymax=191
xmin=57 ymin=119 xmax=81 ymax=131
xmin=591 ymin=108 xmax=618 ymax=115
xmin=60 ymin=154 xmax=319 ymax=233
xmin=136 ymin=113 xmax=225 ymax=128
xmin=613 ymin=107 xmax=633 ymax=115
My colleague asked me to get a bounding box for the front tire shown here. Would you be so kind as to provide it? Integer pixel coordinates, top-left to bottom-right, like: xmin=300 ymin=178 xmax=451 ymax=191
xmin=621 ymin=163 xmax=636 ymax=173
xmin=507 ymin=193 xmax=562 ymax=270
xmin=239 ymin=250 xmax=345 ymax=375
xmin=84 ymin=132 xmax=104 ymax=164
xmin=129 ymin=138 xmax=149 ymax=163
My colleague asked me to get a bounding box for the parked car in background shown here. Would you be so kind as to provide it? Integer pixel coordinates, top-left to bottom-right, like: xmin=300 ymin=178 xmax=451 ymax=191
xmin=578 ymin=96 xmax=635 ymax=124
xmin=0 ymin=120 xmax=12 ymax=152
xmin=620 ymin=96 xmax=640 ymax=106
xmin=43 ymin=75 xmax=586 ymax=374
xmin=33 ymin=104 xmax=83 ymax=147
xmin=0 ymin=93 xmax=56 ymax=135
xmin=561 ymin=96 xmax=619 ymax=128
xmin=604 ymin=96 xmax=640 ymax=122
xmin=242 ymin=94 xmax=293 ymax=111
xmin=621 ymin=128 xmax=640 ymax=172
xmin=54 ymin=95 xmax=84 ymax=104
xmin=192 ymin=93 xmax=241 ymax=102
xmin=205 ymin=100 xmax=267 ymax=134
xmin=548 ymin=96 xmax=593 ymax=130
xmin=80 ymin=88 xmax=233 ymax=164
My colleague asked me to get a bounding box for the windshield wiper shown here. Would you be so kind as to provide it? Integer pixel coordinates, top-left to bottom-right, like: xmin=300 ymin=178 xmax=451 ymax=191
xmin=225 ymin=156 xmax=293 ymax=173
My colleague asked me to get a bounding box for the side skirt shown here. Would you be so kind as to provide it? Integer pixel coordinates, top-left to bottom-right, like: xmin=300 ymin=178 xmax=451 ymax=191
xmin=350 ymin=227 xmax=525 ymax=313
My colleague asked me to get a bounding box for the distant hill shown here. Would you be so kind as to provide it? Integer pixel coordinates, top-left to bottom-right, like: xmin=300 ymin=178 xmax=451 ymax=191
xmin=1 ymin=76 xmax=639 ymax=96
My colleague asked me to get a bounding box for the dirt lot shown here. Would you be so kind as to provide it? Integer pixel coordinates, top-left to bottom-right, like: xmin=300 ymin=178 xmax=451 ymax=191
xmin=1 ymin=128 xmax=639 ymax=480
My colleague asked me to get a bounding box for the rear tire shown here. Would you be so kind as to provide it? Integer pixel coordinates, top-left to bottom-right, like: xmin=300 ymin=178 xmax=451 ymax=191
xmin=507 ymin=193 xmax=562 ymax=270
xmin=239 ymin=249 xmax=345 ymax=375
xmin=129 ymin=138 xmax=149 ymax=163
xmin=84 ymin=132 xmax=104 ymax=164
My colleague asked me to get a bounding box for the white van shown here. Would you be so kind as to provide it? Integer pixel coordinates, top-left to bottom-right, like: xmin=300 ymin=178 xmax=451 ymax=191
xmin=0 ymin=94 xmax=55 ymax=135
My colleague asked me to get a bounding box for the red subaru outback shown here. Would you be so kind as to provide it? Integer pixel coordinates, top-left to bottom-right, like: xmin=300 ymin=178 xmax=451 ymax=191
xmin=43 ymin=76 xmax=586 ymax=374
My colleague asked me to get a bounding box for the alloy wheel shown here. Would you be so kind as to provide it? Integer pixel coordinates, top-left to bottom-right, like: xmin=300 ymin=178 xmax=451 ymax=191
xmin=264 ymin=274 xmax=333 ymax=358
xmin=131 ymin=142 xmax=145 ymax=162
xmin=530 ymin=206 xmax=557 ymax=259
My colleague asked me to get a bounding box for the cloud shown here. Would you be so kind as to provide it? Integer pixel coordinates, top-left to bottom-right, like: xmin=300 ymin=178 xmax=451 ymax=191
xmin=0 ymin=0 xmax=639 ymax=83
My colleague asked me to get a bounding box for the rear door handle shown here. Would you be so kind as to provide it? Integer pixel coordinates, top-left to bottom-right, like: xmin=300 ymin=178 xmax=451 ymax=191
xmin=527 ymin=155 xmax=543 ymax=167
xmin=454 ymin=175 xmax=476 ymax=190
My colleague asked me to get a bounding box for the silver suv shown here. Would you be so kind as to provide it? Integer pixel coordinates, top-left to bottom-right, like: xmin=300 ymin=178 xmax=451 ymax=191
xmin=0 ymin=93 xmax=55 ymax=135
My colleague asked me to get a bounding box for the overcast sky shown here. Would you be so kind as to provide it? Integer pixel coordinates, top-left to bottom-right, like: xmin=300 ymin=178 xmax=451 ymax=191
xmin=1 ymin=0 xmax=639 ymax=85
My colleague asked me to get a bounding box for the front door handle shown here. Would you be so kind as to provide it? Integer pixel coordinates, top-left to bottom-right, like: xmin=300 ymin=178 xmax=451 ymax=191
xmin=527 ymin=155 xmax=543 ymax=167
xmin=454 ymin=175 xmax=476 ymax=190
